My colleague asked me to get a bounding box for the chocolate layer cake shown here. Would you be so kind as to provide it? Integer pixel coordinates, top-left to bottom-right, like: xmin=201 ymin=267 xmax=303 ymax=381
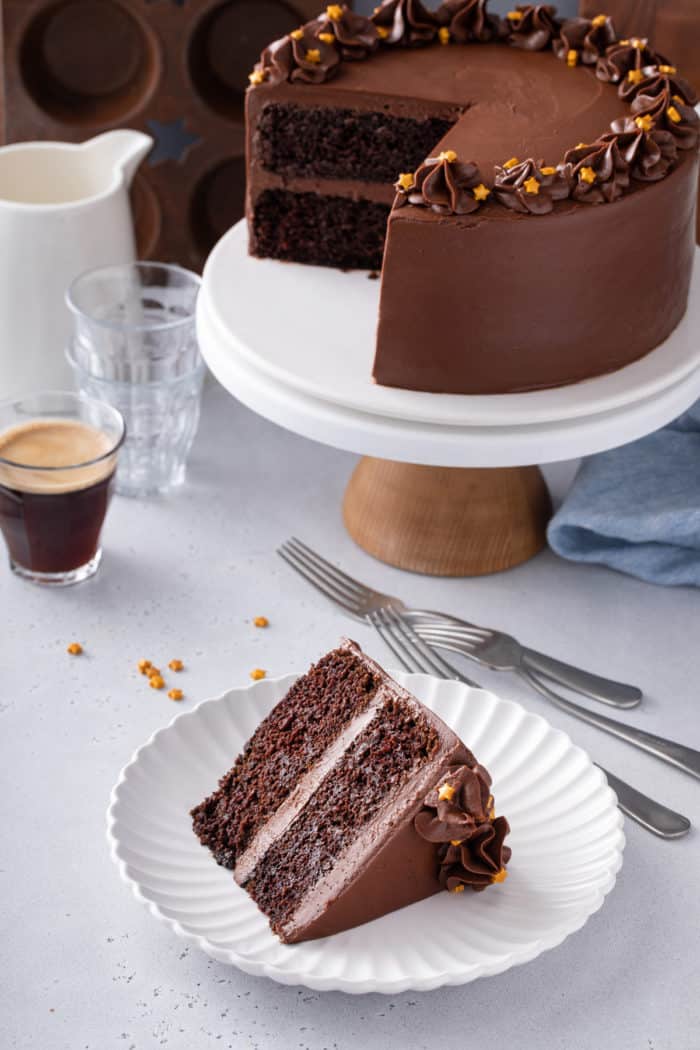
xmin=245 ymin=1 xmax=699 ymax=394
xmin=191 ymin=640 xmax=510 ymax=943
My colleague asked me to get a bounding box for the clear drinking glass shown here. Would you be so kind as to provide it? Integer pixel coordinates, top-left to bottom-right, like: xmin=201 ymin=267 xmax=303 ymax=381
xmin=0 ymin=391 xmax=125 ymax=585
xmin=66 ymin=262 xmax=205 ymax=497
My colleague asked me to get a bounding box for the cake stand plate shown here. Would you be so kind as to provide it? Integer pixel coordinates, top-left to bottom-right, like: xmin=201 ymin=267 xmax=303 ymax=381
xmin=203 ymin=222 xmax=700 ymax=429
xmin=198 ymin=227 xmax=700 ymax=576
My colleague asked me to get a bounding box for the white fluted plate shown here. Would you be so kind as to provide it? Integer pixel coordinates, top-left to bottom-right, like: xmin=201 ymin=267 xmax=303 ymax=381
xmin=107 ymin=673 xmax=624 ymax=994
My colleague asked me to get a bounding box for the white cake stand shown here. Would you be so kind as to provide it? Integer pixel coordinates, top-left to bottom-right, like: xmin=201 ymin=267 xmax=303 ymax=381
xmin=197 ymin=221 xmax=700 ymax=575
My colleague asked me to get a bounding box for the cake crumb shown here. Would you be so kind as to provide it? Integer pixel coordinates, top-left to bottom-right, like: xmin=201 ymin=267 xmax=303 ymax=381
xmin=250 ymin=668 xmax=267 ymax=681
xmin=169 ymin=659 xmax=184 ymax=672
xmin=149 ymin=675 xmax=165 ymax=690
xmin=168 ymin=689 xmax=184 ymax=701
xmin=368 ymin=271 xmax=380 ymax=280
xmin=67 ymin=642 xmax=83 ymax=656
xmin=253 ymin=616 xmax=269 ymax=628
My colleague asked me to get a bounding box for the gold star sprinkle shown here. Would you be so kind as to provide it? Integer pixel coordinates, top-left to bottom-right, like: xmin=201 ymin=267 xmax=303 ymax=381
xmin=318 ymin=31 xmax=335 ymax=44
xmin=627 ymin=68 xmax=644 ymax=84
xmin=667 ymin=105 xmax=682 ymax=123
xmin=503 ymin=156 xmax=520 ymax=169
xmin=579 ymin=166 xmax=597 ymax=184
xmin=67 ymin=642 xmax=83 ymax=655
xmin=168 ymin=689 xmax=184 ymax=702
xmin=437 ymin=149 xmax=458 ymax=163
xmin=450 ymin=839 xmax=463 ymax=846
xmin=305 ymin=48 xmax=322 ymax=63
xmin=635 ymin=113 xmax=655 ymax=132
xmin=492 ymin=868 xmax=508 ymax=884
xmin=619 ymin=39 xmax=629 ymax=45
xmin=397 ymin=172 xmax=415 ymax=191
xmin=672 ymin=94 xmax=685 ymax=104
xmin=540 ymin=165 xmax=556 ymax=176
xmin=575 ymin=141 xmax=588 ymax=149
xmin=169 ymin=659 xmax=184 ymax=671
xmin=591 ymin=14 xmax=607 ymax=27
xmin=376 ymin=25 xmax=390 ymax=39
xmin=326 ymin=3 xmax=344 ymax=19
xmin=451 ymin=883 xmax=466 ymax=893
xmin=524 ymin=175 xmax=540 ymax=195
xmin=438 ymin=783 xmax=456 ymax=802
xmin=248 ymin=69 xmax=267 ymax=86
xmin=631 ymin=37 xmax=645 ymax=49
xmin=149 ymin=675 xmax=165 ymax=690
xmin=506 ymin=10 xmax=523 ymax=21
xmin=438 ymin=26 xmax=450 ymax=45
xmin=658 ymin=65 xmax=677 ymax=75
xmin=290 ymin=27 xmax=304 ymax=39
xmin=472 ymin=183 xmax=491 ymax=201
xmin=250 ymin=668 xmax=267 ymax=681
xmin=253 ymin=616 xmax=269 ymax=628
xmin=567 ymin=49 xmax=578 ymax=67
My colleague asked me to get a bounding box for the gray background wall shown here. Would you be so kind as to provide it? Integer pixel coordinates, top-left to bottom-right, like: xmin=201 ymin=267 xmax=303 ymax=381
xmin=356 ymin=0 xmax=579 ymax=17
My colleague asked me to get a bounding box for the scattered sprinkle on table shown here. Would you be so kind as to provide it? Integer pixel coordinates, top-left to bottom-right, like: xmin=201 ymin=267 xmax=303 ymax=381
xmin=253 ymin=616 xmax=269 ymax=628
xmin=250 ymin=668 xmax=266 ymax=681
xmin=168 ymin=688 xmax=184 ymax=701
xmin=66 ymin=643 xmax=83 ymax=656
xmin=138 ymin=659 xmax=152 ymax=675
xmin=168 ymin=659 xmax=184 ymax=672
xmin=149 ymin=675 xmax=165 ymax=690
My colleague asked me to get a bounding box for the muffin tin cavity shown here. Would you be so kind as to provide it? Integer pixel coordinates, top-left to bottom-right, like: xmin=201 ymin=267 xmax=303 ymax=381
xmin=19 ymin=0 xmax=160 ymax=125
xmin=190 ymin=156 xmax=247 ymax=259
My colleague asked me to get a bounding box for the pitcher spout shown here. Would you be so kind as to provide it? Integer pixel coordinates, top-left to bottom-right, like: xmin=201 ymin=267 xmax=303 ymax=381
xmin=81 ymin=130 xmax=153 ymax=189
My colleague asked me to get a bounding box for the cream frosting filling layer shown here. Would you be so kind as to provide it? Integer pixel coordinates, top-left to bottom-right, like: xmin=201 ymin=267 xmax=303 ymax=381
xmin=234 ymin=683 xmax=396 ymax=885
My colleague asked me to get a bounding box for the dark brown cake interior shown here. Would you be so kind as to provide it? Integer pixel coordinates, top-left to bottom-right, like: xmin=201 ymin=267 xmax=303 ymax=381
xmin=252 ymin=189 xmax=390 ymax=269
xmin=244 ymin=696 xmax=440 ymax=938
xmin=258 ymin=103 xmax=454 ymax=182
xmin=191 ymin=648 xmax=379 ymax=868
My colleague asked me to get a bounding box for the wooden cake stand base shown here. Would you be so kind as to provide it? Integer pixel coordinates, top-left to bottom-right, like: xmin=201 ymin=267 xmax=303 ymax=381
xmin=343 ymin=458 xmax=552 ymax=576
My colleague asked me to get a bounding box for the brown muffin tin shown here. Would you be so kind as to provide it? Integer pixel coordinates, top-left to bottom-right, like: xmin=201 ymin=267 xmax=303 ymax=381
xmin=0 ymin=0 xmax=326 ymax=269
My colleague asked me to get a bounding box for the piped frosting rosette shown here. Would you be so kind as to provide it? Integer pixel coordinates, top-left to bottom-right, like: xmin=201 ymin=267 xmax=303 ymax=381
xmin=414 ymin=764 xmax=512 ymax=893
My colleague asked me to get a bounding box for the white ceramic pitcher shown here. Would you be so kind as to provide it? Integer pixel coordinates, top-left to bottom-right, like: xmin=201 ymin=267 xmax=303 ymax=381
xmin=0 ymin=130 xmax=152 ymax=399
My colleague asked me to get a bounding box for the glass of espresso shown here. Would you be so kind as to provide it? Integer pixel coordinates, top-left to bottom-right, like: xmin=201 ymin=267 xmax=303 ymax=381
xmin=0 ymin=391 xmax=125 ymax=585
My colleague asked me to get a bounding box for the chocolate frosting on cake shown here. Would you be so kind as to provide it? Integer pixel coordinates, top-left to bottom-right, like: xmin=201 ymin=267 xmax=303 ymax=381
xmin=246 ymin=0 xmax=699 ymax=395
xmin=414 ymin=764 xmax=512 ymax=891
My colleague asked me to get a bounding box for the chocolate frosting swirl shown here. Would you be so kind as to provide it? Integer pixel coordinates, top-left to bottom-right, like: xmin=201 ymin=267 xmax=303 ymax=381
xmin=507 ymin=5 xmax=560 ymax=52
xmin=494 ymin=157 xmax=571 ymax=213
xmin=632 ymin=88 xmax=700 ymax=151
xmin=565 ymin=138 xmax=630 ymax=203
xmin=596 ymin=38 xmax=669 ymax=85
xmin=257 ymin=26 xmax=341 ymax=85
xmin=437 ymin=0 xmax=506 ymax=44
xmin=414 ymin=765 xmax=511 ymax=892
xmin=314 ymin=6 xmax=379 ymax=61
xmin=395 ymin=154 xmax=488 ymax=214
xmin=371 ymin=0 xmax=439 ymax=46
xmin=553 ymin=15 xmax=616 ymax=66
xmin=617 ymin=65 xmax=698 ymax=106
xmin=604 ymin=120 xmax=678 ymax=182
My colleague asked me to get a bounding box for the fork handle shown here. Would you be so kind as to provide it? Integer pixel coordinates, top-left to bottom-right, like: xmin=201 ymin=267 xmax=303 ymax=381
xmin=597 ymin=765 xmax=691 ymax=838
xmin=521 ymin=648 xmax=642 ymax=709
xmin=521 ymin=669 xmax=700 ymax=781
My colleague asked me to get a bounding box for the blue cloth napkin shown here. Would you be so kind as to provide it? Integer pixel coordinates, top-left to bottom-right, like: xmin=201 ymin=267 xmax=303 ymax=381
xmin=547 ymin=401 xmax=700 ymax=587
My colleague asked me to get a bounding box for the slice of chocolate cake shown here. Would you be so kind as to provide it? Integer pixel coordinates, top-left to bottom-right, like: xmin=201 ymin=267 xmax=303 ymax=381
xmin=192 ymin=640 xmax=510 ymax=943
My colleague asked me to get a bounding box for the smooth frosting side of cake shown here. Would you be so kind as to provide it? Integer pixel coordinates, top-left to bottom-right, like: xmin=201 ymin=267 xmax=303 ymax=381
xmin=375 ymin=149 xmax=699 ymax=393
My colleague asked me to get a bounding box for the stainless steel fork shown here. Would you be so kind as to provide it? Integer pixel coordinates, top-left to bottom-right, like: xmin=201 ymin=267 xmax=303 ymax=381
xmin=277 ymin=536 xmax=640 ymax=708
xmin=370 ymin=607 xmax=690 ymax=840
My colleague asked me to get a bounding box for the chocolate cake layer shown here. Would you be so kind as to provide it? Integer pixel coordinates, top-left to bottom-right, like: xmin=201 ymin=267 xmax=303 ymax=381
xmin=244 ymin=695 xmax=441 ymax=937
xmin=252 ymin=188 xmax=389 ymax=269
xmin=191 ymin=646 xmax=379 ymax=868
xmin=257 ymin=103 xmax=454 ymax=182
